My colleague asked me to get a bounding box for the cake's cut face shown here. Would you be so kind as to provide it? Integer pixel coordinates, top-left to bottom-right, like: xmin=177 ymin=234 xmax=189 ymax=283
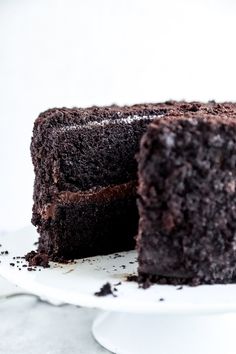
xmin=137 ymin=113 xmax=236 ymax=285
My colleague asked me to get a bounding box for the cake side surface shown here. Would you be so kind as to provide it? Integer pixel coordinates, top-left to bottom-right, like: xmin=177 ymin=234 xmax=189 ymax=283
xmin=137 ymin=113 xmax=236 ymax=285
xmin=37 ymin=182 xmax=138 ymax=258
xmin=32 ymin=103 xmax=175 ymax=259
xmin=32 ymin=101 xmax=214 ymax=225
xmin=31 ymin=103 xmax=173 ymax=227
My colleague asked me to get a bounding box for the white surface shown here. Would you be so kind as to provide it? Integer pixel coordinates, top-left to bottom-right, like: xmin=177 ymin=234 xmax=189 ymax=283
xmin=1 ymin=226 xmax=236 ymax=316
xmin=92 ymin=311 xmax=236 ymax=354
xmin=1 ymin=0 xmax=236 ymax=232
xmin=0 ymin=287 xmax=109 ymax=354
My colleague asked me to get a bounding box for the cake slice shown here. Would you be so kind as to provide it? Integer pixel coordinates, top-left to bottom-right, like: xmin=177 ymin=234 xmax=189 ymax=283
xmin=137 ymin=112 xmax=236 ymax=285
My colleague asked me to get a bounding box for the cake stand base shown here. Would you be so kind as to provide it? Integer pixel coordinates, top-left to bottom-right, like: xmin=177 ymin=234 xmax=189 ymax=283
xmin=92 ymin=311 xmax=236 ymax=354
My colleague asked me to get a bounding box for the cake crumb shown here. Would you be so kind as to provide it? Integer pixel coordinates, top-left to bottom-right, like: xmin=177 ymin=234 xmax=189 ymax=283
xmin=114 ymin=281 xmax=122 ymax=286
xmin=177 ymin=286 xmax=183 ymax=290
xmin=126 ymin=274 xmax=138 ymax=282
xmin=27 ymin=267 xmax=36 ymax=272
xmin=94 ymin=282 xmax=116 ymax=297
xmin=25 ymin=250 xmax=49 ymax=268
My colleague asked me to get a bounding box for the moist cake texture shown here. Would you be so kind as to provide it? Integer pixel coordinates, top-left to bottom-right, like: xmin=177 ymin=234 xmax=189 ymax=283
xmin=137 ymin=112 xmax=236 ymax=285
xmin=31 ymin=101 xmax=236 ymax=268
xmin=31 ymin=103 xmax=173 ymax=260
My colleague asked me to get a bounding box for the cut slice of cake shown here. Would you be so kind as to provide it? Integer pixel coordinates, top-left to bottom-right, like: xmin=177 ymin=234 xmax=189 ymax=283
xmin=137 ymin=112 xmax=236 ymax=285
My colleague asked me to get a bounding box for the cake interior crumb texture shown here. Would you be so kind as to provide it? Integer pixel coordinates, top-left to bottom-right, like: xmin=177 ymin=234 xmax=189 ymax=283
xmin=137 ymin=113 xmax=236 ymax=285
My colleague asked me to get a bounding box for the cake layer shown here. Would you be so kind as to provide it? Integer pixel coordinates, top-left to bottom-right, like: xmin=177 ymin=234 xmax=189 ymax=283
xmin=37 ymin=182 xmax=138 ymax=259
xmin=137 ymin=113 xmax=236 ymax=285
xmin=32 ymin=101 xmax=213 ymax=223
xmin=31 ymin=104 xmax=169 ymax=226
xmin=39 ymin=181 xmax=136 ymax=221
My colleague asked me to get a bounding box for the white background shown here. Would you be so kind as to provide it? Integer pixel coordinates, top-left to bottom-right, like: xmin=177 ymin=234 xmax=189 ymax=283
xmin=1 ymin=0 xmax=236 ymax=231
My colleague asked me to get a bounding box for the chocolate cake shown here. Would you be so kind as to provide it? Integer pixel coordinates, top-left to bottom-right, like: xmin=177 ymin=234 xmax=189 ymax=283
xmin=31 ymin=103 xmax=175 ymax=260
xmin=137 ymin=112 xmax=236 ymax=285
xmin=32 ymin=100 xmax=236 ymax=274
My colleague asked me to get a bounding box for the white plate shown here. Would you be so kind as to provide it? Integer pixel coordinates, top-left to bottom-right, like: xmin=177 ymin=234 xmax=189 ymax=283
xmin=0 ymin=225 xmax=236 ymax=315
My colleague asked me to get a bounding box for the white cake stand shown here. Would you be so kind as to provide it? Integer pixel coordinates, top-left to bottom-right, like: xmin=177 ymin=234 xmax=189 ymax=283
xmin=0 ymin=226 xmax=236 ymax=354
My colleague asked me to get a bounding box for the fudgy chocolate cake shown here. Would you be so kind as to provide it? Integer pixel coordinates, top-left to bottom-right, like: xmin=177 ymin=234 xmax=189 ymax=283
xmin=31 ymin=103 xmax=175 ymax=260
xmin=137 ymin=112 xmax=236 ymax=285
xmin=32 ymin=100 xmax=236 ymax=269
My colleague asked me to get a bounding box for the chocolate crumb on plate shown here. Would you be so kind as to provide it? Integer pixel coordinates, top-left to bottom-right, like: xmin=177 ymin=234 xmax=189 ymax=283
xmin=94 ymin=282 xmax=116 ymax=297
xmin=1 ymin=250 xmax=9 ymax=255
xmin=114 ymin=281 xmax=122 ymax=286
xmin=25 ymin=250 xmax=49 ymax=268
xmin=177 ymin=286 xmax=183 ymax=290
xmin=27 ymin=267 xmax=36 ymax=272
xmin=126 ymin=274 xmax=138 ymax=282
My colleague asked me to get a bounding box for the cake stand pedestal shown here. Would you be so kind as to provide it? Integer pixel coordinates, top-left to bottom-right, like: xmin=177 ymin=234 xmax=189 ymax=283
xmin=93 ymin=311 xmax=236 ymax=354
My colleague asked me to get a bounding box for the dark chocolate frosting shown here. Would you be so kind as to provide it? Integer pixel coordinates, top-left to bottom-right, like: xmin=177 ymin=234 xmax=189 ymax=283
xmin=39 ymin=180 xmax=137 ymax=220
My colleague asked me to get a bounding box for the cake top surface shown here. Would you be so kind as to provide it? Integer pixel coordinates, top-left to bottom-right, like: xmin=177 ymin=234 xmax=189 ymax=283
xmin=35 ymin=101 xmax=236 ymax=126
xmin=149 ymin=111 xmax=236 ymax=130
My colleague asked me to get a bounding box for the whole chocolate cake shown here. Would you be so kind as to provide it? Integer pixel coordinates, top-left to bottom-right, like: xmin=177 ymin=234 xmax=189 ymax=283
xmin=32 ymin=100 xmax=236 ymax=286
xmin=137 ymin=111 xmax=236 ymax=285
